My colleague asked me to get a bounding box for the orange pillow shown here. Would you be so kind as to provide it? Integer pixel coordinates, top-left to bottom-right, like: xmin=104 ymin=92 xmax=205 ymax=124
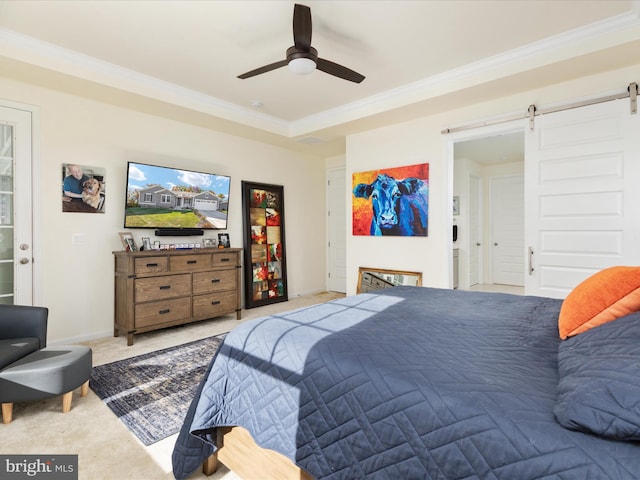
xmin=558 ymin=266 xmax=640 ymax=339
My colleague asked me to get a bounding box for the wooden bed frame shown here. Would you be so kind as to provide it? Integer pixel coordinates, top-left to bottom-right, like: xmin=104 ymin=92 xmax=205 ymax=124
xmin=202 ymin=426 xmax=313 ymax=480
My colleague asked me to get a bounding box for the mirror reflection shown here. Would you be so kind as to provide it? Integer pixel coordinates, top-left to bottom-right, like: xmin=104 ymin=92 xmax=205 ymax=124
xmin=357 ymin=267 xmax=422 ymax=294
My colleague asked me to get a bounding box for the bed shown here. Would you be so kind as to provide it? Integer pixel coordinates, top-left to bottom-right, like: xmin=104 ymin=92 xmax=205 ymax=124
xmin=172 ymin=285 xmax=640 ymax=479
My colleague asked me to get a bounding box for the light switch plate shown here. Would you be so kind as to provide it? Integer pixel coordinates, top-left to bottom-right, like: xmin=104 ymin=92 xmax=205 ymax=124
xmin=72 ymin=233 xmax=85 ymax=245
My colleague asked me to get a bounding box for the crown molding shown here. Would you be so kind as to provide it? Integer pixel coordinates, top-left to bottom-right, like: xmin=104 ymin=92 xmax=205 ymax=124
xmin=0 ymin=28 xmax=290 ymax=136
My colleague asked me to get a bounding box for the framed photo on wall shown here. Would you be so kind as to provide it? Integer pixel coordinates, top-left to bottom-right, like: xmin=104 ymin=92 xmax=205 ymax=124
xmin=62 ymin=163 xmax=106 ymax=213
xmin=241 ymin=181 xmax=288 ymax=309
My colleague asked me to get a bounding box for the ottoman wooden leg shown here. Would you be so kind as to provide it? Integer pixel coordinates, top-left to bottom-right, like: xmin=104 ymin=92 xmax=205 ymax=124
xmin=62 ymin=381 xmax=89 ymax=413
xmin=1 ymin=403 xmax=13 ymax=424
xmin=62 ymin=391 xmax=73 ymax=413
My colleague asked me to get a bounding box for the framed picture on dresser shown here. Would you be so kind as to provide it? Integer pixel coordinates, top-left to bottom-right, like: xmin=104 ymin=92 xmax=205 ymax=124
xmin=241 ymin=181 xmax=288 ymax=309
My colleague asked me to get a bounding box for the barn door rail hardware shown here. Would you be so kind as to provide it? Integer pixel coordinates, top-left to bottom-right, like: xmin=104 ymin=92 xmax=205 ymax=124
xmin=442 ymin=82 xmax=638 ymax=135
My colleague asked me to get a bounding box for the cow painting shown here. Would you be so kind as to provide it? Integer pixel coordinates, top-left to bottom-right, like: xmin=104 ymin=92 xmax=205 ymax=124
xmin=353 ymin=172 xmax=428 ymax=236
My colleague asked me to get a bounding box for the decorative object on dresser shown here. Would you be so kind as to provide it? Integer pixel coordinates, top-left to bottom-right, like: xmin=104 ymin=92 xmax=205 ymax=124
xmin=217 ymin=233 xmax=230 ymax=248
xmin=118 ymin=231 xmax=137 ymax=252
xmin=241 ymin=181 xmax=288 ymax=309
xmin=141 ymin=237 xmax=151 ymax=251
xmin=113 ymin=248 xmax=241 ymax=346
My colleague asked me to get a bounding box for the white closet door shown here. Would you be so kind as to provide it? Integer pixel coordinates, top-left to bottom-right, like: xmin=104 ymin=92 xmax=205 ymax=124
xmin=327 ymin=167 xmax=347 ymax=293
xmin=524 ymin=98 xmax=640 ymax=298
xmin=468 ymin=174 xmax=481 ymax=286
xmin=491 ymin=174 xmax=524 ymax=286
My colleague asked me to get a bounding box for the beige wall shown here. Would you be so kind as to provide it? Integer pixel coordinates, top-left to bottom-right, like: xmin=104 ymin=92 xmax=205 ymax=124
xmin=0 ymin=77 xmax=327 ymax=344
xmin=345 ymin=64 xmax=640 ymax=295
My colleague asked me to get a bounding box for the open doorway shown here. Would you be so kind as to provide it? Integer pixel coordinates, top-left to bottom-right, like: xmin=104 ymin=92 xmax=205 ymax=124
xmin=453 ymin=131 xmax=525 ymax=293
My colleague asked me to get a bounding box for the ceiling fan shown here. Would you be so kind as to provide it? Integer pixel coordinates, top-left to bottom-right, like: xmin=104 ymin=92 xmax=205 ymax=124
xmin=237 ymin=3 xmax=365 ymax=83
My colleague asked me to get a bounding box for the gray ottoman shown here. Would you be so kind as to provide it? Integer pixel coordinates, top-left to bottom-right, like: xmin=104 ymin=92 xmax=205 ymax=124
xmin=0 ymin=345 xmax=92 ymax=424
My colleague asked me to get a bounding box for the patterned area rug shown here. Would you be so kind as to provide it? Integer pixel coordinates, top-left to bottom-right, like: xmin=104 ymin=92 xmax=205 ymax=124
xmin=89 ymin=333 xmax=225 ymax=445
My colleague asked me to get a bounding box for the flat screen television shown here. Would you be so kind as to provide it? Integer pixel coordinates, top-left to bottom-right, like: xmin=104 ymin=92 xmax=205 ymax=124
xmin=124 ymin=161 xmax=231 ymax=233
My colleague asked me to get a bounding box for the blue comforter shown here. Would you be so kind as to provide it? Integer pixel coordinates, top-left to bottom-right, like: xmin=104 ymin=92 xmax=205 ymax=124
xmin=172 ymin=287 xmax=640 ymax=479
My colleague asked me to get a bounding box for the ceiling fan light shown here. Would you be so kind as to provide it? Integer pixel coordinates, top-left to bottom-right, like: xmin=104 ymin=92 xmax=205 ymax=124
xmin=288 ymin=57 xmax=316 ymax=75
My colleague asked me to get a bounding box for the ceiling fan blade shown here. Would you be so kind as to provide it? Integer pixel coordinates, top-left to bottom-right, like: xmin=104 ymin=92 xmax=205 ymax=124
xmin=316 ymin=58 xmax=365 ymax=83
xmin=237 ymin=60 xmax=288 ymax=79
xmin=293 ymin=4 xmax=312 ymax=50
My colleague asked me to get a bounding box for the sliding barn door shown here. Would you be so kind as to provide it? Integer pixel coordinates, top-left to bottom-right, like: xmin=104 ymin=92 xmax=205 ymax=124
xmin=524 ymin=98 xmax=640 ymax=298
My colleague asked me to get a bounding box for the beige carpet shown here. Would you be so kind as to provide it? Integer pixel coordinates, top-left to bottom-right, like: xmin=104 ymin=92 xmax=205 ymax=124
xmin=0 ymin=291 xmax=344 ymax=480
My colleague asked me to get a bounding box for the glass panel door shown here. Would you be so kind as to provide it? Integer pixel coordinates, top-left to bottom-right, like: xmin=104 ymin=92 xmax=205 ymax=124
xmin=0 ymin=124 xmax=15 ymax=304
xmin=0 ymin=104 xmax=33 ymax=306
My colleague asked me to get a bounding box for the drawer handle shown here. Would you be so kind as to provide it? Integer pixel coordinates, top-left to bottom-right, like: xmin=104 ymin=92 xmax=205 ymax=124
xmin=159 ymin=285 xmax=171 ymax=290
xmin=159 ymin=309 xmax=170 ymax=314
xmin=220 ymin=258 xmax=230 ymax=262
xmin=187 ymin=260 xmax=197 ymax=264
xmin=211 ymin=301 xmax=220 ymax=306
xmin=211 ymin=279 xmax=221 ymax=283
xmin=146 ymin=263 xmax=158 ymax=267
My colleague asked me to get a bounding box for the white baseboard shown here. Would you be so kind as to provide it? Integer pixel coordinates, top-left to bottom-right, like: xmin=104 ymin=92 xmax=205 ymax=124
xmin=47 ymin=329 xmax=113 ymax=346
xmin=289 ymin=288 xmax=326 ymax=298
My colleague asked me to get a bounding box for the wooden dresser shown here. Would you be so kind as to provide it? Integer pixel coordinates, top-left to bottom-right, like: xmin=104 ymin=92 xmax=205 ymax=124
xmin=113 ymin=248 xmax=242 ymax=345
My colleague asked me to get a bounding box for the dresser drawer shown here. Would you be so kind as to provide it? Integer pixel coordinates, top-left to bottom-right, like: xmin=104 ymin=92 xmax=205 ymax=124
xmin=135 ymin=274 xmax=191 ymax=302
xmin=170 ymin=254 xmax=212 ymax=272
xmin=212 ymin=251 xmax=238 ymax=267
xmin=192 ymin=292 xmax=237 ymax=320
xmin=135 ymin=297 xmax=191 ymax=328
xmin=193 ymin=269 xmax=237 ymax=294
xmin=134 ymin=256 xmax=168 ymax=274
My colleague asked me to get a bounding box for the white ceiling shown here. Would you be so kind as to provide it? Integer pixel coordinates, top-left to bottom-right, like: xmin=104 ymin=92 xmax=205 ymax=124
xmin=0 ymin=0 xmax=639 ymax=156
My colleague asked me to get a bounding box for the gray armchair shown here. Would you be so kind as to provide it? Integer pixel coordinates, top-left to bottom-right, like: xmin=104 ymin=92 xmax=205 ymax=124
xmin=0 ymin=304 xmax=48 ymax=372
xmin=0 ymin=304 xmax=92 ymax=424
xmin=0 ymin=304 xmax=48 ymax=347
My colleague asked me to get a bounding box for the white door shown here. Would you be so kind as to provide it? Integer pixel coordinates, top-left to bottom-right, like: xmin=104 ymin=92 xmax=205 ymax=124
xmin=524 ymin=98 xmax=640 ymax=298
xmin=490 ymin=174 xmax=524 ymax=286
xmin=327 ymin=167 xmax=346 ymax=293
xmin=0 ymin=104 xmax=34 ymax=305
xmin=468 ymin=174 xmax=481 ymax=286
